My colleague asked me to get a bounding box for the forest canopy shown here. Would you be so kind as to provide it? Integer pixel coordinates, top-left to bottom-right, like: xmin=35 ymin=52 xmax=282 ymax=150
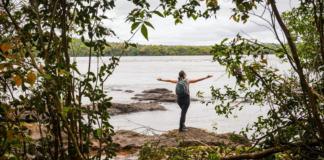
xmin=69 ymin=39 xmax=278 ymax=56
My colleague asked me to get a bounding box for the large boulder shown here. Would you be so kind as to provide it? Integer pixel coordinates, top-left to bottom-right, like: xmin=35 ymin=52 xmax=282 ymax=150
xmin=125 ymin=90 xmax=134 ymax=93
xmin=108 ymin=102 xmax=166 ymax=116
xmin=142 ymin=88 xmax=172 ymax=94
xmin=132 ymin=93 xmax=198 ymax=103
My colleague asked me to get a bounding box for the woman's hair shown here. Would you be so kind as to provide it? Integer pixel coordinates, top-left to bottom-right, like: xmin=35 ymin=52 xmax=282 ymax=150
xmin=178 ymin=70 xmax=185 ymax=81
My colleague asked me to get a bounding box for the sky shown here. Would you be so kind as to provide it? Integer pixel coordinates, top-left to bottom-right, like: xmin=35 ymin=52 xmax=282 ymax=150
xmin=103 ymin=0 xmax=300 ymax=46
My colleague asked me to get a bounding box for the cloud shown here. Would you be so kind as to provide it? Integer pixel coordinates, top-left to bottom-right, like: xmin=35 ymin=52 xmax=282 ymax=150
xmin=102 ymin=0 xmax=300 ymax=46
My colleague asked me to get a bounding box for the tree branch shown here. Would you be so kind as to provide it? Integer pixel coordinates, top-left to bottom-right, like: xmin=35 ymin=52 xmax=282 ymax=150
xmin=220 ymin=139 xmax=321 ymax=160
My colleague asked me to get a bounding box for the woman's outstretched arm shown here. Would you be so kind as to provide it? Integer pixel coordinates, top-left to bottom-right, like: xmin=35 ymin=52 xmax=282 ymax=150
xmin=157 ymin=78 xmax=177 ymax=83
xmin=190 ymin=75 xmax=213 ymax=83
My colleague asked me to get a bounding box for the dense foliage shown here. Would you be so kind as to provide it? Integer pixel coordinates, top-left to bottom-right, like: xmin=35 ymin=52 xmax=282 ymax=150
xmin=206 ymin=0 xmax=324 ymax=159
xmin=1 ymin=0 xmax=324 ymax=159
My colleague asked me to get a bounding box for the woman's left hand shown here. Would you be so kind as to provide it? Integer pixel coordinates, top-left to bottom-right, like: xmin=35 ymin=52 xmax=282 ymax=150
xmin=207 ymin=75 xmax=213 ymax=78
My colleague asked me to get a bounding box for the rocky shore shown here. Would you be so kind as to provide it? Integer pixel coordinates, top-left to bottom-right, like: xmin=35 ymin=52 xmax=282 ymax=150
xmin=24 ymin=123 xmax=250 ymax=153
xmin=19 ymin=88 xmax=253 ymax=159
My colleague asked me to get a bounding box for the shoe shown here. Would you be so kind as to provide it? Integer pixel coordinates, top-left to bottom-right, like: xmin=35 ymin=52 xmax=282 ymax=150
xmin=183 ymin=124 xmax=187 ymax=129
xmin=179 ymin=127 xmax=188 ymax=132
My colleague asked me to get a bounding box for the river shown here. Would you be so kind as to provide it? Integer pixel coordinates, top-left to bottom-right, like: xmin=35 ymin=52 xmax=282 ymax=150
xmin=75 ymin=55 xmax=291 ymax=138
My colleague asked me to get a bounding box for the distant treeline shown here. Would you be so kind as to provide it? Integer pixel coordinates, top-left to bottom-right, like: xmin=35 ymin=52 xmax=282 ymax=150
xmin=69 ymin=39 xmax=278 ymax=56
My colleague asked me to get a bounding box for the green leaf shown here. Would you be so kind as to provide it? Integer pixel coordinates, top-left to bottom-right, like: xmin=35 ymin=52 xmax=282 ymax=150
xmin=140 ymin=10 xmax=145 ymax=19
xmin=39 ymin=74 xmax=52 ymax=79
xmin=153 ymin=11 xmax=164 ymax=17
xmin=191 ymin=14 xmax=198 ymax=20
xmin=129 ymin=43 xmax=137 ymax=48
xmin=72 ymin=107 xmax=84 ymax=112
xmin=221 ymin=38 xmax=228 ymax=45
xmin=131 ymin=22 xmax=141 ymax=32
xmin=141 ymin=25 xmax=149 ymax=41
xmin=175 ymin=19 xmax=183 ymax=25
xmin=70 ymin=62 xmax=80 ymax=75
xmin=144 ymin=21 xmax=155 ymax=29
xmin=97 ymin=128 xmax=102 ymax=135
xmin=62 ymin=107 xmax=71 ymax=120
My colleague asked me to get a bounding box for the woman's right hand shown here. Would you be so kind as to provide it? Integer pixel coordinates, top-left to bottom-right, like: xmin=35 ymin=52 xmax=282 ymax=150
xmin=206 ymin=75 xmax=213 ymax=78
xmin=157 ymin=77 xmax=162 ymax=81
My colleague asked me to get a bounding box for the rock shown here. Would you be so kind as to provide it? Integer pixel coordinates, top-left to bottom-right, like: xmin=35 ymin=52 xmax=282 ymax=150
xmin=134 ymin=93 xmax=150 ymax=96
xmin=161 ymin=128 xmax=251 ymax=147
xmin=82 ymin=102 xmax=166 ymax=116
xmin=112 ymin=89 xmax=123 ymax=91
xmin=125 ymin=90 xmax=134 ymax=93
xmin=132 ymin=93 xmax=198 ymax=103
xmin=23 ymin=123 xmax=47 ymax=140
xmin=112 ymin=127 xmax=251 ymax=150
xmin=142 ymin=88 xmax=172 ymax=94
xmin=108 ymin=102 xmax=166 ymax=116
xmin=230 ymin=100 xmax=251 ymax=103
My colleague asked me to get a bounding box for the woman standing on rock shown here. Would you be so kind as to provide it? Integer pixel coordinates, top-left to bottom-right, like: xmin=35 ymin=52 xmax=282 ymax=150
xmin=157 ymin=70 xmax=213 ymax=132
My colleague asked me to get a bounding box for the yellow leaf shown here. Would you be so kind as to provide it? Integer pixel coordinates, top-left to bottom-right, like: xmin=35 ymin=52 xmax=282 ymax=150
xmin=254 ymin=3 xmax=257 ymax=9
xmin=14 ymin=75 xmax=22 ymax=87
xmin=131 ymin=8 xmax=138 ymax=14
xmin=0 ymin=63 xmax=5 ymax=70
xmin=1 ymin=43 xmax=11 ymax=53
xmin=27 ymin=71 xmax=36 ymax=87
xmin=213 ymin=0 xmax=218 ymax=6
xmin=243 ymin=19 xmax=247 ymax=24
xmin=242 ymin=60 xmax=247 ymax=69
xmin=261 ymin=59 xmax=268 ymax=65
xmin=233 ymin=16 xmax=237 ymax=22
xmin=1 ymin=103 xmax=10 ymax=111
xmin=5 ymin=55 xmax=24 ymax=62
xmin=40 ymin=65 xmax=43 ymax=73
xmin=16 ymin=133 xmax=26 ymax=142
xmin=7 ymin=130 xmax=15 ymax=142
xmin=58 ymin=71 xmax=63 ymax=75
xmin=206 ymin=0 xmax=209 ymax=4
